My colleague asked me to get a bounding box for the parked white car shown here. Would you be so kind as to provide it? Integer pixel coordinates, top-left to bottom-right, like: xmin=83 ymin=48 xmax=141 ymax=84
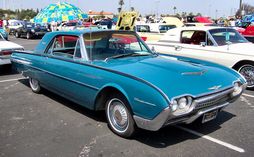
xmin=136 ymin=23 xmax=177 ymax=41
xmin=57 ymin=22 xmax=78 ymax=31
xmin=7 ymin=20 xmax=24 ymax=35
xmin=147 ymin=26 xmax=254 ymax=89
xmin=0 ymin=34 xmax=24 ymax=65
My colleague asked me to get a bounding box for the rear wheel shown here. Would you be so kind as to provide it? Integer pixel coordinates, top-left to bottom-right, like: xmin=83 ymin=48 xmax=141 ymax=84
xmin=238 ymin=64 xmax=254 ymax=90
xmin=29 ymin=77 xmax=41 ymax=93
xmin=15 ymin=32 xmax=20 ymax=38
xmin=105 ymin=94 xmax=136 ymax=138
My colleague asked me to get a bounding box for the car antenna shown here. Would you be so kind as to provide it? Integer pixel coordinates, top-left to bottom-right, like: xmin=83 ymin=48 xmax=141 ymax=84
xmin=89 ymin=26 xmax=92 ymax=61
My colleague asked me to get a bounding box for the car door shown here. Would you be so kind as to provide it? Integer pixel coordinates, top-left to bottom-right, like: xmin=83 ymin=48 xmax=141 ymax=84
xmin=165 ymin=30 xmax=229 ymax=66
xmin=20 ymin=25 xmax=27 ymax=36
xmin=42 ymin=35 xmax=97 ymax=108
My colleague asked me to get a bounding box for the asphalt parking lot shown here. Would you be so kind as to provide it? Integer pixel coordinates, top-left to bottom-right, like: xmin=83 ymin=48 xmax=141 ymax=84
xmin=1 ymin=36 xmax=254 ymax=157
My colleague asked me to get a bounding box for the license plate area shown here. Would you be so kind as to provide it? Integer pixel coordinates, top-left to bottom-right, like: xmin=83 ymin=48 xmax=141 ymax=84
xmin=202 ymin=110 xmax=218 ymax=123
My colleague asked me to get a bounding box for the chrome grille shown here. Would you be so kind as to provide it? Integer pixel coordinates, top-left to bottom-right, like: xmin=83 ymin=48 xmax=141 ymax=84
xmin=194 ymin=88 xmax=234 ymax=110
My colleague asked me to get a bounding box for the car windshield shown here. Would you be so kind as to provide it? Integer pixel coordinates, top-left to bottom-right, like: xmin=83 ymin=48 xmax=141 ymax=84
xmin=209 ymin=28 xmax=248 ymax=46
xmin=136 ymin=25 xmax=150 ymax=32
xmin=66 ymin=22 xmax=77 ymax=26
xmin=84 ymin=32 xmax=153 ymax=61
xmin=26 ymin=23 xmax=34 ymax=28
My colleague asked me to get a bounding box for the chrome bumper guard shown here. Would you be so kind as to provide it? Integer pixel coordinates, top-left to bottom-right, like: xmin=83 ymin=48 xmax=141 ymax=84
xmin=134 ymin=87 xmax=238 ymax=131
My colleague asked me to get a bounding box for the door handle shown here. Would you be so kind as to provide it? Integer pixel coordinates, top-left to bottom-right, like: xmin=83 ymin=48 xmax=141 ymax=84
xmin=174 ymin=46 xmax=182 ymax=51
xmin=44 ymin=56 xmax=49 ymax=64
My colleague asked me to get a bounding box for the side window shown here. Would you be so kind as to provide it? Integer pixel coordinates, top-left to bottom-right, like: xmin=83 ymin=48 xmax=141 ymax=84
xmin=181 ymin=30 xmax=206 ymax=45
xmin=74 ymin=40 xmax=81 ymax=58
xmin=47 ymin=35 xmax=79 ymax=59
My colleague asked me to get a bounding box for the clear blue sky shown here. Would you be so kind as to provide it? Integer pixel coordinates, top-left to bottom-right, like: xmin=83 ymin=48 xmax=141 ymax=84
xmin=1 ymin=0 xmax=254 ymax=18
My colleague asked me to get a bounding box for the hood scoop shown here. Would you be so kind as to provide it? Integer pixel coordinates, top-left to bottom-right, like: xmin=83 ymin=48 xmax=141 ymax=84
xmin=181 ymin=70 xmax=207 ymax=76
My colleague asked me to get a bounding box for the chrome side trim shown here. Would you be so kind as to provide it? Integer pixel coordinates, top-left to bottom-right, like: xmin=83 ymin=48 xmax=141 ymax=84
xmin=12 ymin=58 xmax=100 ymax=91
xmin=11 ymin=58 xmax=31 ymax=65
xmin=133 ymin=107 xmax=170 ymax=131
xmin=150 ymin=42 xmax=254 ymax=57
xmin=134 ymin=98 xmax=157 ymax=107
xmin=184 ymin=102 xmax=229 ymax=124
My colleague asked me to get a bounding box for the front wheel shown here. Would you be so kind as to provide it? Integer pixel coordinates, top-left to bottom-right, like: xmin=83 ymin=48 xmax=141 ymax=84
xmin=106 ymin=94 xmax=136 ymax=138
xmin=29 ymin=77 xmax=41 ymax=93
xmin=238 ymin=64 xmax=254 ymax=90
xmin=26 ymin=32 xmax=32 ymax=39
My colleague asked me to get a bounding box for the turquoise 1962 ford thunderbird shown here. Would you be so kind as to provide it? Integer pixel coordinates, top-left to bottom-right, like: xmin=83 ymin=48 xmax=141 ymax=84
xmin=11 ymin=30 xmax=246 ymax=138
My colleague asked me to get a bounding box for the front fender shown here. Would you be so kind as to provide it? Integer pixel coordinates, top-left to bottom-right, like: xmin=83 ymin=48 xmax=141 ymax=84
xmin=98 ymin=81 xmax=170 ymax=120
xmin=99 ymin=83 xmax=131 ymax=104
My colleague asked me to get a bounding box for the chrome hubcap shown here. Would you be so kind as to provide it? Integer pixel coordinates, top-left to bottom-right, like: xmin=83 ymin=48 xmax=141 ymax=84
xmin=107 ymin=98 xmax=128 ymax=133
xmin=239 ymin=65 xmax=254 ymax=88
xmin=30 ymin=78 xmax=39 ymax=90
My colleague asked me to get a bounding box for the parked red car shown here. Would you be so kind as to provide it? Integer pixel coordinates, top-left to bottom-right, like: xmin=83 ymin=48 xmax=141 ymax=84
xmin=236 ymin=22 xmax=254 ymax=43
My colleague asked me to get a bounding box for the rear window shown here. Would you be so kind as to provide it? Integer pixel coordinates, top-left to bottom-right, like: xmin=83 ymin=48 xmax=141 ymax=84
xmin=136 ymin=25 xmax=150 ymax=32
xmin=159 ymin=25 xmax=176 ymax=33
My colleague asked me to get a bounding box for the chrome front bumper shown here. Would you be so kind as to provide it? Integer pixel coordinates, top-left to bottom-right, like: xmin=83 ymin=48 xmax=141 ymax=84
xmin=133 ymin=86 xmax=241 ymax=131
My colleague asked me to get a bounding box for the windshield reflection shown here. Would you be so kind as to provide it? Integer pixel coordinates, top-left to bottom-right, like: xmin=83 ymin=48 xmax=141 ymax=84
xmin=84 ymin=32 xmax=152 ymax=61
xmin=209 ymin=28 xmax=248 ymax=46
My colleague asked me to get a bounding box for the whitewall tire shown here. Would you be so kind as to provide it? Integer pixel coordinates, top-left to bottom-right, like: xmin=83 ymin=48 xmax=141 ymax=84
xmin=29 ymin=77 xmax=41 ymax=93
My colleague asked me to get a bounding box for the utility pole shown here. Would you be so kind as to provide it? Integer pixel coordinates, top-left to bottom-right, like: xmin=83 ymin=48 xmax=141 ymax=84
xmin=3 ymin=0 xmax=6 ymax=10
xmin=239 ymin=0 xmax=242 ymax=10
xmin=155 ymin=0 xmax=160 ymax=18
xmin=129 ymin=0 xmax=131 ymax=10
xmin=240 ymin=0 xmax=245 ymax=16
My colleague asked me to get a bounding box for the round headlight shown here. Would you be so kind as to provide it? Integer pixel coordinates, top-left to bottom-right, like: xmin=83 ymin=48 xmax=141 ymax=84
xmin=178 ymin=97 xmax=187 ymax=109
xmin=171 ymin=100 xmax=178 ymax=112
xmin=31 ymin=29 xmax=35 ymax=32
xmin=232 ymin=82 xmax=243 ymax=97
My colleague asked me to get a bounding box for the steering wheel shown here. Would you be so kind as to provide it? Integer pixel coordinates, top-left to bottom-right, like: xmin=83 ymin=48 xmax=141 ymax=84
xmin=114 ymin=43 xmax=126 ymax=54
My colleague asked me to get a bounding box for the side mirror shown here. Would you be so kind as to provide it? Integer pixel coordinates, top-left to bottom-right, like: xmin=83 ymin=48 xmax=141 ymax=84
xmin=151 ymin=46 xmax=156 ymax=52
xmin=226 ymin=41 xmax=232 ymax=45
xmin=200 ymin=42 xmax=206 ymax=47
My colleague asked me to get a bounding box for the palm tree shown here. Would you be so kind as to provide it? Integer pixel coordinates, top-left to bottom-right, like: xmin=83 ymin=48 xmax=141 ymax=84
xmin=173 ymin=6 xmax=177 ymax=15
xmin=118 ymin=0 xmax=124 ymax=12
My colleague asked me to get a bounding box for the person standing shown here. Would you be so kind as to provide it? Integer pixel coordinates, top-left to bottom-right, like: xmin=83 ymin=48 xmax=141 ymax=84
xmin=0 ymin=19 xmax=3 ymax=28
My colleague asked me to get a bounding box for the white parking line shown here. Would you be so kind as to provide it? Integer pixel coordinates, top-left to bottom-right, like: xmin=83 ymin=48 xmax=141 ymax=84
xmin=176 ymin=126 xmax=245 ymax=153
xmin=242 ymin=93 xmax=254 ymax=98
xmin=0 ymin=78 xmax=27 ymax=83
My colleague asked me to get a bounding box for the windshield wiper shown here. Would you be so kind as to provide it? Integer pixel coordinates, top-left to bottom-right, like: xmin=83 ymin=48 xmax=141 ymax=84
xmin=104 ymin=53 xmax=151 ymax=62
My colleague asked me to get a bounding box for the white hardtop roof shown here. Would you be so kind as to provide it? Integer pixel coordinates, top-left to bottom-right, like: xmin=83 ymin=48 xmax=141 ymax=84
xmin=173 ymin=26 xmax=228 ymax=31
xmin=159 ymin=26 xmax=232 ymax=42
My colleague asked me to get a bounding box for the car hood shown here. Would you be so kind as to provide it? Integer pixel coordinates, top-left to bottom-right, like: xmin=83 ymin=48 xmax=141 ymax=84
xmin=0 ymin=41 xmax=23 ymax=50
xmin=93 ymin=55 xmax=241 ymax=99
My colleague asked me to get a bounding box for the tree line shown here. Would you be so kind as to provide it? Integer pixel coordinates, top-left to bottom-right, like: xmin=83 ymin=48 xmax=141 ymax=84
xmin=0 ymin=9 xmax=39 ymax=20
